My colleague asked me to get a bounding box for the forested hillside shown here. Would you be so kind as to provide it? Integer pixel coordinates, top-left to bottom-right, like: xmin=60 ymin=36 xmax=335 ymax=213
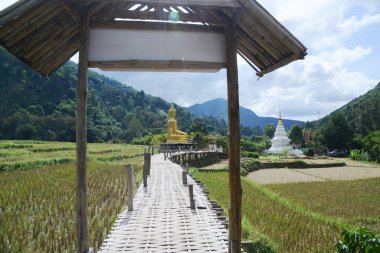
xmin=314 ymin=83 xmax=380 ymax=135
xmin=0 ymin=47 xmax=227 ymax=142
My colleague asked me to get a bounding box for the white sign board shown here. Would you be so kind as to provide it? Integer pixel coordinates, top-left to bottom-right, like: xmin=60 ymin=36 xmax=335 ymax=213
xmin=88 ymin=28 xmax=226 ymax=72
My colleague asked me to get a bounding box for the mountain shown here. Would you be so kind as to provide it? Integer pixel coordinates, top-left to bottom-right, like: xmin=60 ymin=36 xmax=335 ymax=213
xmin=0 ymin=46 xmax=227 ymax=142
xmin=187 ymin=98 xmax=304 ymax=130
xmin=314 ymin=83 xmax=380 ymax=135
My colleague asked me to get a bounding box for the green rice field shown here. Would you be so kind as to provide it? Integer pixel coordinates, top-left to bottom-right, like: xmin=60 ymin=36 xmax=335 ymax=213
xmin=192 ymin=169 xmax=380 ymax=253
xmin=0 ymin=140 xmax=144 ymax=252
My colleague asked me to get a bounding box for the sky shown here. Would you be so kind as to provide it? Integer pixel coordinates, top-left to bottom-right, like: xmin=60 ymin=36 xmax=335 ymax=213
xmin=1 ymin=0 xmax=379 ymax=121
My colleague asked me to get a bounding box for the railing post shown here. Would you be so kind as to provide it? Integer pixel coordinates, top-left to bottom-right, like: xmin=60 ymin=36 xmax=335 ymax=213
xmin=143 ymin=161 xmax=147 ymax=188
xmin=182 ymin=171 xmax=188 ymax=185
xmin=147 ymin=153 xmax=151 ymax=176
xmin=125 ymin=164 xmax=134 ymax=211
xmin=143 ymin=152 xmax=150 ymax=188
xmin=188 ymin=184 xmax=195 ymax=209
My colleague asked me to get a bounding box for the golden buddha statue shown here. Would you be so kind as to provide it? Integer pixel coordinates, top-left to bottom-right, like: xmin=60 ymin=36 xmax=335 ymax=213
xmin=167 ymin=105 xmax=188 ymax=144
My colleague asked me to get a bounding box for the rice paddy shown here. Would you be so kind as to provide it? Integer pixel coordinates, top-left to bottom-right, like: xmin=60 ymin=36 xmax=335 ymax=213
xmin=268 ymin=177 xmax=380 ymax=233
xmin=0 ymin=140 xmax=144 ymax=252
xmin=1 ymin=140 xmax=378 ymax=252
xmin=192 ymin=169 xmax=380 ymax=253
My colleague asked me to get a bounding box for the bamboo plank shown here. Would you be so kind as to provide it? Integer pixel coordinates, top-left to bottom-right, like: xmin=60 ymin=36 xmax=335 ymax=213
xmin=4 ymin=6 xmax=63 ymax=47
xmin=99 ymin=154 xmax=228 ymax=252
xmin=36 ymin=37 xmax=79 ymax=73
xmin=0 ymin=0 xmax=45 ymax=27
xmin=31 ymin=27 xmax=79 ymax=69
xmin=0 ymin=2 xmax=54 ymax=38
xmin=23 ymin=19 xmax=76 ymax=59
xmin=10 ymin=12 xmax=73 ymax=55
xmin=237 ymin=0 xmax=306 ymax=53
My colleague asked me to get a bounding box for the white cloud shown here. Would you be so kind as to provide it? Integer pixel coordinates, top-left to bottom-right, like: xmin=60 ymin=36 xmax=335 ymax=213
xmin=244 ymin=46 xmax=376 ymax=121
xmin=338 ymin=14 xmax=380 ymax=35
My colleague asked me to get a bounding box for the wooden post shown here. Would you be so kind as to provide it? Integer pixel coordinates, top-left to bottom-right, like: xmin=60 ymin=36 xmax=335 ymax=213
xmin=143 ymin=161 xmax=147 ymax=188
xmin=188 ymin=184 xmax=195 ymax=209
xmin=182 ymin=171 xmax=188 ymax=185
xmin=125 ymin=164 xmax=134 ymax=211
xmin=76 ymin=14 xmax=89 ymax=253
xmin=147 ymin=153 xmax=151 ymax=176
xmin=225 ymin=17 xmax=242 ymax=253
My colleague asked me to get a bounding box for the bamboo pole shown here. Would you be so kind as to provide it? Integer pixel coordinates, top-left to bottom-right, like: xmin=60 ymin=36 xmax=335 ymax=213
xmin=76 ymin=14 xmax=89 ymax=253
xmin=225 ymin=18 xmax=242 ymax=253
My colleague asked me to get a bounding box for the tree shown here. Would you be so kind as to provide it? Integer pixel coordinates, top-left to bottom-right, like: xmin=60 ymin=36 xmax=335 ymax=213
xmin=321 ymin=113 xmax=353 ymax=150
xmin=264 ymin=123 xmax=276 ymax=139
xmin=288 ymin=124 xmax=304 ymax=148
xmin=362 ymin=131 xmax=380 ymax=162
xmin=15 ymin=125 xmax=35 ymax=140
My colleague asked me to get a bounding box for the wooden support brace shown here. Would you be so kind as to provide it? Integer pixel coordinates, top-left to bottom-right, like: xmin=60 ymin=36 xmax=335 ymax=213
xmin=59 ymin=0 xmax=81 ymax=22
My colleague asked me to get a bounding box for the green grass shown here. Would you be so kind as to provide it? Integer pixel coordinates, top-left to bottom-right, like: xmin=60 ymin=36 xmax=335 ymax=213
xmin=0 ymin=140 xmax=144 ymax=252
xmin=192 ymin=170 xmax=342 ymax=253
xmin=268 ymin=178 xmax=380 ymax=233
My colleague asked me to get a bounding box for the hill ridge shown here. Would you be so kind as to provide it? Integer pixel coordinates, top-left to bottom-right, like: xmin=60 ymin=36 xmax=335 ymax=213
xmin=187 ymin=98 xmax=304 ymax=130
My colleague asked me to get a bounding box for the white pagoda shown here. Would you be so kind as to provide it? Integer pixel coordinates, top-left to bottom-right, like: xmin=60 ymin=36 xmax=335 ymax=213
xmin=266 ymin=113 xmax=303 ymax=155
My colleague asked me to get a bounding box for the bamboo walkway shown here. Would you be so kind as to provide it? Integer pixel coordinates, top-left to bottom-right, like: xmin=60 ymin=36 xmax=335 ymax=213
xmin=99 ymin=154 xmax=228 ymax=252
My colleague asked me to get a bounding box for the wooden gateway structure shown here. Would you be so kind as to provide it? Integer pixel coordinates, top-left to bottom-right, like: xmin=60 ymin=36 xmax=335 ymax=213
xmin=0 ymin=0 xmax=307 ymax=252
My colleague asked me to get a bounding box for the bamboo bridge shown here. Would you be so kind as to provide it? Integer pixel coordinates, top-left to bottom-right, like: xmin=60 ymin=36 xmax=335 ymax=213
xmin=99 ymin=153 xmax=229 ymax=252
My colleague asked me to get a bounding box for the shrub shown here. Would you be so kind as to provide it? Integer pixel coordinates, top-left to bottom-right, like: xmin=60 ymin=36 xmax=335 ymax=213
xmin=349 ymin=149 xmax=369 ymax=161
xmin=247 ymin=152 xmax=260 ymax=159
xmin=362 ymin=131 xmax=380 ymax=162
xmin=241 ymin=160 xmax=262 ymax=176
xmin=335 ymin=227 xmax=380 ymax=253
xmin=306 ymin=148 xmax=315 ymax=157
xmin=15 ymin=125 xmax=36 ymax=140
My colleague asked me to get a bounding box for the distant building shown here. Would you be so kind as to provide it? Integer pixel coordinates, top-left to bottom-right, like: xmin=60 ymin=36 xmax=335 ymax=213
xmin=265 ymin=113 xmax=303 ymax=155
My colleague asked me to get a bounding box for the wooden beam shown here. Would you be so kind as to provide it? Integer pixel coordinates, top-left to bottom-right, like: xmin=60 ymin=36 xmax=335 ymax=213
xmin=89 ymin=60 xmax=225 ymax=70
xmin=92 ymin=9 xmax=222 ymax=25
xmin=256 ymin=53 xmax=305 ymax=77
xmin=88 ymin=0 xmax=242 ymax=9
xmin=76 ymin=14 xmax=90 ymax=253
xmin=90 ymin=20 xmax=224 ymax=33
xmin=236 ymin=0 xmax=306 ymax=54
xmin=0 ymin=0 xmax=45 ymax=26
xmin=225 ymin=16 xmax=242 ymax=253
xmin=87 ymin=2 xmax=108 ymax=17
xmin=4 ymin=5 xmax=62 ymax=47
xmin=58 ymin=0 xmax=81 ymax=22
